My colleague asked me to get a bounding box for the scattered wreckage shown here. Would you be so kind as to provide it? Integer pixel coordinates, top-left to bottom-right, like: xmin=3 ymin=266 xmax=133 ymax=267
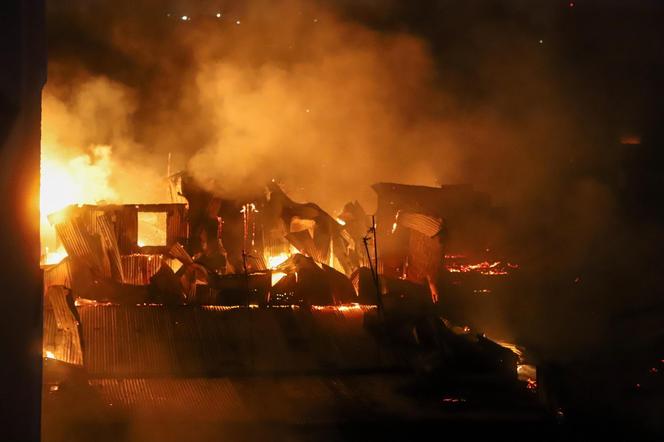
xmin=42 ymin=177 xmax=550 ymax=440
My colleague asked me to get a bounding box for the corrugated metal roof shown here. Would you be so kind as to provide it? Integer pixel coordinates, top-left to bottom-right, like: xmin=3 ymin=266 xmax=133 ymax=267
xmin=44 ymin=286 xmax=83 ymax=365
xmin=78 ymin=304 xmax=393 ymax=378
xmin=43 ymin=258 xmax=72 ymax=293
xmin=96 ymin=213 xmax=125 ymax=282
xmin=55 ymin=217 xmax=111 ymax=279
xmin=85 ymin=374 xmax=481 ymax=424
xmin=396 ymin=212 xmax=442 ymax=237
xmin=89 ymin=378 xmax=247 ymax=420
xmin=121 ymin=254 xmax=165 ymax=285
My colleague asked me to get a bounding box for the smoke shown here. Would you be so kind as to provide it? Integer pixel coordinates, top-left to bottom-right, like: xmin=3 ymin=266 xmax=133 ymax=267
xmin=46 ymin=0 xmax=556 ymax=214
xmin=44 ymin=0 xmax=654 ymax=359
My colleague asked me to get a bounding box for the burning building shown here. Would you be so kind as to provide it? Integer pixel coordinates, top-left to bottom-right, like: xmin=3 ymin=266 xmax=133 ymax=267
xmin=41 ymin=172 xmax=548 ymax=441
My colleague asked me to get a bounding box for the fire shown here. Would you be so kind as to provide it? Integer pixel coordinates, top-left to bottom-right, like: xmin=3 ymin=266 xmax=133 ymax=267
xmin=40 ymin=145 xmax=116 ymax=216
xmin=39 ymin=143 xmax=117 ymax=263
xmin=44 ymin=351 xmax=56 ymax=359
xmin=445 ymin=260 xmax=519 ymax=276
xmin=267 ymin=253 xmax=289 ymax=269
xmin=266 ymin=253 xmax=289 ymax=285
xmin=42 ymin=247 xmax=68 ymax=266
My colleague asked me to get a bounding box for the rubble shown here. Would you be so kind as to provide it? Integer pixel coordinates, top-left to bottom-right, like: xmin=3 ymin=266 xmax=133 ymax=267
xmin=41 ymin=176 xmax=540 ymax=435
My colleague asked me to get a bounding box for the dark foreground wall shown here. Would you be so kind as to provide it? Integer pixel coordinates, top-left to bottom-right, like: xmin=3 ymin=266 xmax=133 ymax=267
xmin=0 ymin=0 xmax=46 ymax=440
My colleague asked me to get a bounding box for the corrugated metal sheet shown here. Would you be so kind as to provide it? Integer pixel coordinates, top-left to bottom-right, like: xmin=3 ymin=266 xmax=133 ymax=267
xmin=55 ymin=217 xmax=111 ymax=279
xmin=114 ymin=206 xmax=138 ymax=254
xmin=44 ymin=286 xmax=83 ymax=365
xmin=406 ymin=230 xmax=442 ymax=286
xmin=169 ymin=242 xmax=193 ymax=265
xmin=78 ymin=304 xmax=392 ymax=378
xmin=43 ymin=258 xmax=72 ymax=293
xmin=89 ymin=378 xmax=247 ymax=420
xmin=95 ymin=212 xmax=125 ymax=282
xmin=285 ymin=230 xmax=323 ymax=262
xmin=51 ymin=203 xmax=189 ymax=258
xmin=86 ymin=374 xmax=439 ymax=424
xmin=396 ymin=212 xmax=442 ymax=237
xmin=166 ymin=204 xmax=189 ymax=247
xmin=121 ymin=254 xmax=165 ymax=285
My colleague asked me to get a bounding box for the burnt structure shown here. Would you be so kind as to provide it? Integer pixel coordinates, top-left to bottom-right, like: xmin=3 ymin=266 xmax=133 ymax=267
xmin=41 ymin=176 xmax=550 ymax=441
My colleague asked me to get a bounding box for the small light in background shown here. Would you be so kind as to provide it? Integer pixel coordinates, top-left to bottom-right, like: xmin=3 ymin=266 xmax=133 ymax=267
xmin=236 ymin=19 xmax=241 ymax=25
xmin=216 ymin=12 xmax=222 ymax=18
xmin=181 ymin=15 xmax=190 ymax=21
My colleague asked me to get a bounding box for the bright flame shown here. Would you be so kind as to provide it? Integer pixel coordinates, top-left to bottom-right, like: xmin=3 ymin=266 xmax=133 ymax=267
xmin=266 ymin=253 xmax=290 ymax=286
xmin=40 ymin=144 xmax=117 ymax=262
xmin=40 ymin=145 xmax=116 ymax=216
xmin=271 ymin=271 xmax=287 ymax=286
xmin=335 ymin=217 xmax=346 ymax=226
xmin=42 ymin=247 xmax=68 ymax=266
xmin=45 ymin=351 xmax=56 ymax=359
xmin=267 ymin=253 xmax=289 ymax=269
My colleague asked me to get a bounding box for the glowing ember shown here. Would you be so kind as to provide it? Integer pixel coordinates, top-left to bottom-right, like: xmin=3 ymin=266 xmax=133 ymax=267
xmin=445 ymin=260 xmax=519 ymax=276
xmin=311 ymin=303 xmax=376 ymax=312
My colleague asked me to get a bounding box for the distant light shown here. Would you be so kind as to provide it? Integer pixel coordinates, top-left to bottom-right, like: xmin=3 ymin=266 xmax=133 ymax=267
xmin=216 ymin=12 xmax=222 ymax=18
xmin=236 ymin=19 xmax=241 ymax=25
xmin=305 ymin=108 xmax=310 ymax=113
xmin=313 ymin=18 xmax=319 ymax=23
xmin=539 ymin=39 xmax=543 ymax=44
xmin=569 ymin=2 xmax=575 ymax=7
xmin=181 ymin=15 xmax=189 ymax=21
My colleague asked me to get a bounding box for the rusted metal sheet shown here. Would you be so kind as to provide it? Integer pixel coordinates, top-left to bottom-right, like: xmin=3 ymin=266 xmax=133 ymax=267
xmin=121 ymin=254 xmax=165 ymax=285
xmin=78 ymin=304 xmax=390 ymax=378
